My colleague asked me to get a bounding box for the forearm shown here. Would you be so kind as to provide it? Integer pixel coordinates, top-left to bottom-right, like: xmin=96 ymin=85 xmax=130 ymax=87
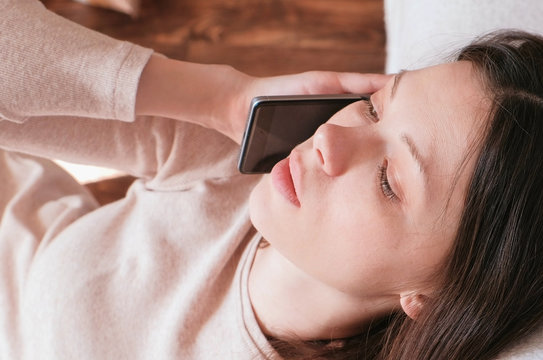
xmin=136 ymin=56 xmax=221 ymax=119
xmin=135 ymin=55 xmax=250 ymax=141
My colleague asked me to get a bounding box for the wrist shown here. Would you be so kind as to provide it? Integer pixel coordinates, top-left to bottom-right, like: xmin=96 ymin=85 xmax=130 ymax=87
xmin=135 ymin=54 xmax=177 ymax=118
xmin=135 ymin=55 xmax=250 ymax=142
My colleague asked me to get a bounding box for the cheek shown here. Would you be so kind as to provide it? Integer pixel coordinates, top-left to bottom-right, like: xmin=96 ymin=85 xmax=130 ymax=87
xmin=248 ymin=175 xmax=299 ymax=244
xmin=248 ymin=177 xmax=271 ymax=234
xmin=327 ymin=102 xmax=367 ymax=127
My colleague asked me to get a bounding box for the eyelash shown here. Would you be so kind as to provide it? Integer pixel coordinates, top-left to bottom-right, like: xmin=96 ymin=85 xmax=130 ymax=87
xmin=378 ymin=160 xmax=399 ymax=202
xmin=364 ymin=99 xmax=379 ymax=121
xmin=364 ymin=99 xmax=397 ymax=202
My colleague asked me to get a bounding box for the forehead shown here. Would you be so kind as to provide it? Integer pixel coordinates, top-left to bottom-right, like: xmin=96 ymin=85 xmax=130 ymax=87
xmin=388 ymin=61 xmax=489 ymax=224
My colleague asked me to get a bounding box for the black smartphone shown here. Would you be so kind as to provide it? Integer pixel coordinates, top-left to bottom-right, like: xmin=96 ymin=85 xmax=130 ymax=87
xmin=238 ymin=94 xmax=368 ymax=174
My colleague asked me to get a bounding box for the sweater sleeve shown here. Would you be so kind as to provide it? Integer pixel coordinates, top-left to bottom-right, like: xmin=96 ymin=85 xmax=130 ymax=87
xmin=0 ymin=0 xmax=153 ymax=123
xmin=0 ymin=114 xmax=243 ymax=189
xmin=0 ymin=0 xmax=243 ymax=187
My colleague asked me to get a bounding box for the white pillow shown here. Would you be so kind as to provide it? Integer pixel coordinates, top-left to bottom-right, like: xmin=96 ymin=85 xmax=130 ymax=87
xmin=385 ymin=0 xmax=543 ymax=73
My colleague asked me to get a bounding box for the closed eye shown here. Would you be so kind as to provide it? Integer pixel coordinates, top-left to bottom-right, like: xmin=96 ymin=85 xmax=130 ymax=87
xmin=378 ymin=159 xmax=398 ymax=202
xmin=363 ymin=99 xmax=379 ymax=122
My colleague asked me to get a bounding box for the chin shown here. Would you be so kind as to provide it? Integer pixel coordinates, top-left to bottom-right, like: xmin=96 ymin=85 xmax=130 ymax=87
xmin=248 ymin=176 xmax=286 ymax=246
xmin=248 ymin=178 xmax=268 ymax=234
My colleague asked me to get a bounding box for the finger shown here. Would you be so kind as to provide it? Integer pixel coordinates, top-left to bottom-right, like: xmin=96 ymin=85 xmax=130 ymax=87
xmin=334 ymin=73 xmax=393 ymax=94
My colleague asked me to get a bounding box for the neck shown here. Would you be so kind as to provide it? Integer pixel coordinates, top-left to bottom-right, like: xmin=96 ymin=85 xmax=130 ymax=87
xmin=248 ymin=244 xmax=399 ymax=341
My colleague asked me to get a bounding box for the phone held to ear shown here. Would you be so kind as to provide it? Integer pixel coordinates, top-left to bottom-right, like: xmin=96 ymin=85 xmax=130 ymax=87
xmin=238 ymin=94 xmax=368 ymax=174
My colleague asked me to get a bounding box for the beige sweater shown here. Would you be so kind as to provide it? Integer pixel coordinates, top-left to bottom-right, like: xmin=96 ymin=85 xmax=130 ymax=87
xmin=0 ymin=1 xmax=274 ymax=359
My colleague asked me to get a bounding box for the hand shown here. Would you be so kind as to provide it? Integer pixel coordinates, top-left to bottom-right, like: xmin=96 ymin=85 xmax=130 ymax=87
xmin=225 ymin=71 xmax=392 ymax=143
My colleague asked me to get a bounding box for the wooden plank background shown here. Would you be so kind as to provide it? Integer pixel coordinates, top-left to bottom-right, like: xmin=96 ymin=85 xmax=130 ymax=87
xmin=42 ymin=0 xmax=386 ymax=75
xmin=40 ymin=0 xmax=386 ymax=204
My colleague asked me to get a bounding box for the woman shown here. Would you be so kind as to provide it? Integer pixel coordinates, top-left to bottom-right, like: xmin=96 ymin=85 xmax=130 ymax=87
xmin=268 ymin=31 xmax=543 ymax=359
xmin=257 ymin=31 xmax=543 ymax=359
xmin=2 ymin=3 xmax=543 ymax=360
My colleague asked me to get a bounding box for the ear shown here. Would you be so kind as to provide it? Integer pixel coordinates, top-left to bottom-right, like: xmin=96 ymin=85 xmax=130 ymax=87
xmin=399 ymin=293 xmax=429 ymax=320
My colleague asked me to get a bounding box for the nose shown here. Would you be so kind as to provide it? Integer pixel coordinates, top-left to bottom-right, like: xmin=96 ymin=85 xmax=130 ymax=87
xmin=312 ymin=123 xmax=378 ymax=176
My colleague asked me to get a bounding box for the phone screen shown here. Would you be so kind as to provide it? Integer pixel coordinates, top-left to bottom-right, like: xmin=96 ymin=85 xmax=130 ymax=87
xmin=238 ymin=95 xmax=367 ymax=173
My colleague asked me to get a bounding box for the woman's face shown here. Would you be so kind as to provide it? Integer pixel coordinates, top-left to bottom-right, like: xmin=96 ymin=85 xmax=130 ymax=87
xmin=249 ymin=61 xmax=489 ymax=298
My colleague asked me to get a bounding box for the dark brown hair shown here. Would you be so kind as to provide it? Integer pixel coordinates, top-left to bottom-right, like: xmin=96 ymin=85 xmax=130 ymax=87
xmin=270 ymin=30 xmax=543 ymax=359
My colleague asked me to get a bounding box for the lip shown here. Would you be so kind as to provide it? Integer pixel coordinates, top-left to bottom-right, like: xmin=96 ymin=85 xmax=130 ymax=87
xmin=271 ymin=157 xmax=301 ymax=207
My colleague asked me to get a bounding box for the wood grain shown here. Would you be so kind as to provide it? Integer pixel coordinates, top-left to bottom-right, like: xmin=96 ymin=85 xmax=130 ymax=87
xmin=42 ymin=0 xmax=385 ymax=75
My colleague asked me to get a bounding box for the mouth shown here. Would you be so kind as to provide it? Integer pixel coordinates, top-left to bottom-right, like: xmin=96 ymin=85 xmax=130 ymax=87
xmin=271 ymin=157 xmax=301 ymax=207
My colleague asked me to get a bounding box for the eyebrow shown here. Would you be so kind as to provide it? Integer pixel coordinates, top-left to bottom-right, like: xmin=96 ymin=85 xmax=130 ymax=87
xmin=391 ymin=69 xmax=427 ymax=180
xmin=401 ymin=133 xmax=428 ymax=186
xmin=391 ymin=69 xmax=407 ymax=100
xmin=389 ymin=70 xmax=428 ymax=189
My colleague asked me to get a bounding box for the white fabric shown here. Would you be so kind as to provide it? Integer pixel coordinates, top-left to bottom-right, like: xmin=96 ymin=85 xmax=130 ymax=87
xmin=385 ymin=0 xmax=543 ymax=73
